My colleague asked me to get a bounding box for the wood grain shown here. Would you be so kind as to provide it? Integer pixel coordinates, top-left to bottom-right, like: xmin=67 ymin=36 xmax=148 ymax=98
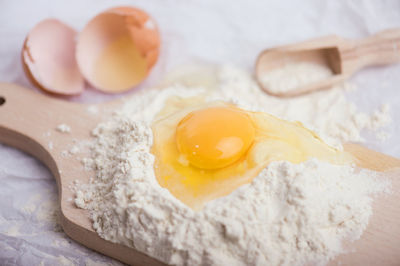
xmin=0 ymin=83 xmax=399 ymax=265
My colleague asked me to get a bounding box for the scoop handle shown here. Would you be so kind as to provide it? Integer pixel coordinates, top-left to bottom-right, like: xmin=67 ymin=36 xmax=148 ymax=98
xmin=350 ymin=29 xmax=400 ymax=70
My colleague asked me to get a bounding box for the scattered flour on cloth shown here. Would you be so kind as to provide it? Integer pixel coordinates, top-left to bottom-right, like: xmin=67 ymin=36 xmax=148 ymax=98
xmin=75 ymin=65 xmax=392 ymax=266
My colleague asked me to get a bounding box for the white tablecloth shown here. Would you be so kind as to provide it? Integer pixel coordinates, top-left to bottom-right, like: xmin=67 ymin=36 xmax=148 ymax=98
xmin=0 ymin=0 xmax=399 ymax=265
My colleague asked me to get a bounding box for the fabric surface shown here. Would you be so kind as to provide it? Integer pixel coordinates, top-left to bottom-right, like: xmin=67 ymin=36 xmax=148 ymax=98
xmin=0 ymin=0 xmax=399 ymax=265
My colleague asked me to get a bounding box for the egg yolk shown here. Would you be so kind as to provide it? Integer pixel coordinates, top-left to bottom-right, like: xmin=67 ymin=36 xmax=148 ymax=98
xmin=151 ymin=102 xmax=353 ymax=210
xmin=175 ymin=107 xmax=255 ymax=170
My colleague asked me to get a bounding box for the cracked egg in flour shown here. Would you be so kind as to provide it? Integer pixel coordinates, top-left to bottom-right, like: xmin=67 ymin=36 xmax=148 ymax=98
xmin=152 ymin=97 xmax=353 ymax=210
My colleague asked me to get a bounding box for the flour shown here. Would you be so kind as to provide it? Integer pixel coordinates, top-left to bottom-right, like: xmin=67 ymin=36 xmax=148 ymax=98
xmin=87 ymin=105 xmax=99 ymax=115
xmin=6 ymin=225 xmax=21 ymax=237
xmin=69 ymin=145 xmax=80 ymax=155
xmin=56 ymin=255 xmax=75 ymax=266
xmin=258 ymin=62 xmax=333 ymax=94
xmin=75 ymin=65 xmax=392 ymax=266
xmin=56 ymin=124 xmax=71 ymax=133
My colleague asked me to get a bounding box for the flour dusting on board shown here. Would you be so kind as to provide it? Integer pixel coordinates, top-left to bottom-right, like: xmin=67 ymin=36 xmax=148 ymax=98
xmin=74 ymin=65 xmax=391 ymax=266
xmin=56 ymin=124 xmax=71 ymax=133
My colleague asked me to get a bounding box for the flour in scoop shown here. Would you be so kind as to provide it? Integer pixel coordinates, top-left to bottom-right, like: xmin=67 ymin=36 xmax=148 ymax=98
xmin=75 ymin=65 xmax=392 ymax=266
xmin=258 ymin=62 xmax=333 ymax=94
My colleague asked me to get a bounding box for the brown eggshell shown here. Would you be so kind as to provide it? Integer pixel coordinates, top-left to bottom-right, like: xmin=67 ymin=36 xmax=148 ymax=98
xmin=76 ymin=6 xmax=160 ymax=93
xmin=22 ymin=19 xmax=84 ymax=95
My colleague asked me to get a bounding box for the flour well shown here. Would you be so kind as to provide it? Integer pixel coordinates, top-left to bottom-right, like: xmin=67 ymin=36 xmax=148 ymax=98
xmin=75 ymin=65 xmax=391 ymax=266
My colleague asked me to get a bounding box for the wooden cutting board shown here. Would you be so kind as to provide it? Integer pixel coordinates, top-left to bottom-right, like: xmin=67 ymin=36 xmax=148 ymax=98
xmin=0 ymin=83 xmax=399 ymax=266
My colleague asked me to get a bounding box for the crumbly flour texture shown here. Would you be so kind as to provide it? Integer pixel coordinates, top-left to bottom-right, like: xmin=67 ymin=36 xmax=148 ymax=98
xmin=75 ymin=65 xmax=391 ymax=266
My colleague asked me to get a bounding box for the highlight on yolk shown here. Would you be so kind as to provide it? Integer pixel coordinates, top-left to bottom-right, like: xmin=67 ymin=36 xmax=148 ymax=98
xmin=175 ymin=107 xmax=255 ymax=170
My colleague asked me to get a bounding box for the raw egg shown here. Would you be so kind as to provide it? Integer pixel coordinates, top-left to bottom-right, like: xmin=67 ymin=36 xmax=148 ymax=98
xmin=152 ymin=99 xmax=353 ymax=210
xmin=22 ymin=19 xmax=84 ymax=95
xmin=176 ymin=107 xmax=255 ymax=169
xmin=76 ymin=7 xmax=160 ymax=93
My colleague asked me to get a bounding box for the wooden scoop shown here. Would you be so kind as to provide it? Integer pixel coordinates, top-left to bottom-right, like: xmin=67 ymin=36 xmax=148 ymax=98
xmin=255 ymin=29 xmax=400 ymax=97
xmin=0 ymin=83 xmax=399 ymax=265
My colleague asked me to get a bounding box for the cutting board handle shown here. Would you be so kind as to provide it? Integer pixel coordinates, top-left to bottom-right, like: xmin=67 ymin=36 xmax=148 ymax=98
xmin=351 ymin=28 xmax=400 ymax=70
xmin=0 ymin=83 xmax=71 ymax=188
xmin=0 ymin=83 xmax=75 ymax=149
xmin=0 ymin=83 xmax=54 ymax=151
xmin=0 ymin=83 xmax=94 ymax=174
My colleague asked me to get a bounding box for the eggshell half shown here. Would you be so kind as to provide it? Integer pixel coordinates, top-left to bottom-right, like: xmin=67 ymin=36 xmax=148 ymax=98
xmin=76 ymin=7 xmax=160 ymax=93
xmin=22 ymin=19 xmax=84 ymax=95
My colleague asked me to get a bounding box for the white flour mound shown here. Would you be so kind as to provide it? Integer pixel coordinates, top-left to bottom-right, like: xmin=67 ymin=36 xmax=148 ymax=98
xmin=75 ymin=65 xmax=391 ymax=266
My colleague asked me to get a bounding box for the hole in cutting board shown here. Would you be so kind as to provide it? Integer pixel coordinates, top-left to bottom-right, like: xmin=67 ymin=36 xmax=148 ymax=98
xmin=0 ymin=97 xmax=5 ymax=106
